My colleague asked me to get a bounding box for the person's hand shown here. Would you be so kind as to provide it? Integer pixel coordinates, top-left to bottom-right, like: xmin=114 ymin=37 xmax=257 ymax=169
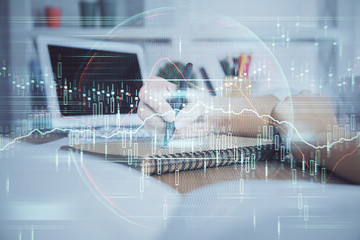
xmin=173 ymin=87 xmax=209 ymax=138
xmin=137 ymin=77 xmax=209 ymax=140
xmin=271 ymin=90 xmax=338 ymax=145
xmin=137 ymin=77 xmax=176 ymax=137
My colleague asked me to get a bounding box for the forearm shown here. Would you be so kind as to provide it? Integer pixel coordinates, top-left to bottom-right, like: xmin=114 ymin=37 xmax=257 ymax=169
xmin=291 ymin=136 xmax=360 ymax=184
xmin=267 ymin=91 xmax=360 ymax=184
xmin=208 ymin=95 xmax=279 ymax=137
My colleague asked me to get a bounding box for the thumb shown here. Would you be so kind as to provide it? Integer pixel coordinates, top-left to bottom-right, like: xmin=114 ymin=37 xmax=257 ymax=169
xmin=174 ymin=102 xmax=203 ymax=130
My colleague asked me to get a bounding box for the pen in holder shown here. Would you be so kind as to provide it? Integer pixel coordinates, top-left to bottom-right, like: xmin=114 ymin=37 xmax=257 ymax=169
xmin=220 ymin=54 xmax=252 ymax=97
xmin=223 ymin=76 xmax=252 ymax=97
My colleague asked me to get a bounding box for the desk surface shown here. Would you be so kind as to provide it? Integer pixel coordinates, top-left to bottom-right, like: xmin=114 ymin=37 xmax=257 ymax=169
xmin=0 ymin=136 xmax=359 ymax=240
xmin=155 ymin=157 xmax=350 ymax=194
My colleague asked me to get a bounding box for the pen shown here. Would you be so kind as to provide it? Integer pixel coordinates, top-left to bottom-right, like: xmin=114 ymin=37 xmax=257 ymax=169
xmin=199 ymin=67 xmax=216 ymax=96
xmin=220 ymin=58 xmax=230 ymax=76
xmin=233 ymin=57 xmax=239 ymax=76
xmin=163 ymin=62 xmax=193 ymax=147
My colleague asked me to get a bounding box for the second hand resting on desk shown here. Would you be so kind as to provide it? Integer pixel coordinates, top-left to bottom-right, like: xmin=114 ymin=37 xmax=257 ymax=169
xmin=163 ymin=62 xmax=193 ymax=147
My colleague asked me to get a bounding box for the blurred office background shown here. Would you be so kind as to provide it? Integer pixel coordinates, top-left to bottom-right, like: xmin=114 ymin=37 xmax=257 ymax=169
xmin=0 ymin=0 xmax=360 ymax=131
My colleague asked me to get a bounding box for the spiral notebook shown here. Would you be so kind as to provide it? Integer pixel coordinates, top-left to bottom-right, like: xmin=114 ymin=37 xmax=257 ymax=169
xmin=61 ymin=135 xmax=275 ymax=175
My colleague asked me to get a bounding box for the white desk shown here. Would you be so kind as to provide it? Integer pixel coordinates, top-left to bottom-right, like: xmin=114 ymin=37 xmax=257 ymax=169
xmin=1 ymin=137 xmax=360 ymax=240
xmin=0 ymin=137 xmax=181 ymax=240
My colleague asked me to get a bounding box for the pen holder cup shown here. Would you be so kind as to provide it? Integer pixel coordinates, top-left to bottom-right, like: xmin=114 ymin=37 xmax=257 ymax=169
xmin=223 ymin=76 xmax=252 ymax=97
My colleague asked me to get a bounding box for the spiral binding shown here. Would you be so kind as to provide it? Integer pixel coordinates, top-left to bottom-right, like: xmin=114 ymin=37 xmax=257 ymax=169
xmin=144 ymin=144 xmax=275 ymax=175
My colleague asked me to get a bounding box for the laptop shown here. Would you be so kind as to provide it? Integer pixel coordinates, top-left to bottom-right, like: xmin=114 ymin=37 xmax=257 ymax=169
xmin=37 ymin=36 xmax=147 ymax=130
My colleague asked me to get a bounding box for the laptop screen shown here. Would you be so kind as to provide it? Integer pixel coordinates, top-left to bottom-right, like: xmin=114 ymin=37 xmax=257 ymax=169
xmin=48 ymin=45 xmax=143 ymax=116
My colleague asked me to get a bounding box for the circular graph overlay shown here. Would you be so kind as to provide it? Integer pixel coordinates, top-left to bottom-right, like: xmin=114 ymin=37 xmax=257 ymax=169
xmin=74 ymin=7 xmax=294 ymax=229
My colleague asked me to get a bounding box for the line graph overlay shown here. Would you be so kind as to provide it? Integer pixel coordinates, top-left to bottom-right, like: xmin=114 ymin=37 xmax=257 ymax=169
xmin=1 ymin=57 xmax=359 ymax=184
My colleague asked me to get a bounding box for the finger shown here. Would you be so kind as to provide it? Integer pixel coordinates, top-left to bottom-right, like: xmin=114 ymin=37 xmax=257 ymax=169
xmin=145 ymin=97 xmax=176 ymax=122
xmin=166 ymin=80 xmax=178 ymax=92
xmin=143 ymin=115 xmax=166 ymax=137
xmin=175 ymin=102 xmax=203 ymax=130
xmin=138 ymin=102 xmax=166 ymax=129
xmin=142 ymin=84 xmax=177 ymax=123
xmin=137 ymin=100 xmax=147 ymax=121
xmin=145 ymin=115 xmax=166 ymax=130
